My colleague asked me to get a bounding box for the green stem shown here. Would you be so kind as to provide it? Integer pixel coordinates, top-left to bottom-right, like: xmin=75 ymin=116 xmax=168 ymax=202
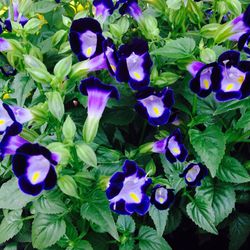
xmin=139 ymin=121 xmax=147 ymax=145
xmin=22 ymin=215 xmax=35 ymax=221
xmin=192 ymin=94 xmax=198 ymax=116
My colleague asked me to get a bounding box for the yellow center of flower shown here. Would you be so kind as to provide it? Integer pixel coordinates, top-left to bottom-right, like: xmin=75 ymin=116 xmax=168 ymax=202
xmin=133 ymin=72 xmax=141 ymax=80
xmin=237 ymin=75 xmax=244 ymax=84
xmin=187 ymin=177 xmax=192 ymax=182
xmin=203 ymin=79 xmax=210 ymax=89
xmin=0 ymin=119 xmax=5 ymax=125
xmin=153 ymin=106 xmax=160 ymax=116
xmin=130 ymin=192 xmax=140 ymax=203
xmin=3 ymin=93 xmax=10 ymax=99
xmin=110 ymin=64 xmax=116 ymax=72
xmin=86 ymin=47 xmax=93 ymax=57
xmin=172 ymin=147 xmax=180 ymax=154
xmin=159 ymin=197 xmax=164 ymax=204
xmin=226 ymin=83 xmax=234 ymax=91
xmin=32 ymin=171 xmax=41 ymax=183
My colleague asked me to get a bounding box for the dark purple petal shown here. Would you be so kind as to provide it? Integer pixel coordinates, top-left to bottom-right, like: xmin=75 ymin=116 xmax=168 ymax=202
xmin=218 ymin=50 xmax=240 ymax=67
xmin=126 ymin=194 xmax=150 ymax=215
xmin=18 ymin=175 xmax=44 ymax=196
xmin=43 ymin=166 xmax=57 ymax=190
xmin=122 ymin=160 xmax=138 ymax=177
xmin=243 ymin=4 xmax=250 ymax=27
xmin=110 ymin=199 xmax=131 ymax=215
xmin=240 ymin=72 xmax=250 ymax=99
xmin=12 ymin=153 xmax=28 ymax=177
xmin=106 ymin=172 xmax=125 ymax=199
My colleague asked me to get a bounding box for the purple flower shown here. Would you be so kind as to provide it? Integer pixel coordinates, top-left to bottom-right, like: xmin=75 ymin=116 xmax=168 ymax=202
xmin=211 ymin=50 xmax=250 ymax=101
xmin=4 ymin=1 xmax=28 ymax=32
xmin=165 ymin=129 xmax=188 ymax=163
xmin=0 ymin=38 xmax=11 ymax=52
xmin=117 ymin=0 xmax=142 ymax=21
xmin=229 ymin=5 xmax=250 ymax=41
xmin=150 ymin=185 xmax=174 ymax=210
xmin=179 ymin=163 xmax=208 ymax=187
xmin=79 ymin=77 xmax=119 ymax=142
xmin=187 ymin=61 xmax=217 ymax=98
xmin=69 ymin=18 xmax=105 ymax=61
xmin=106 ymin=160 xmax=152 ymax=215
xmin=0 ymin=100 xmax=32 ymax=134
xmin=12 ymin=143 xmax=60 ymax=196
xmin=116 ymin=38 xmax=153 ymax=90
xmin=238 ymin=32 xmax=250 ymax=55
xmin=135 ymin=87 xmax=174 ymax=126
xmin=93 ymin=0 xmax=115 ymax=20
xmin=0 ymin=64 xmax=16 ymax=76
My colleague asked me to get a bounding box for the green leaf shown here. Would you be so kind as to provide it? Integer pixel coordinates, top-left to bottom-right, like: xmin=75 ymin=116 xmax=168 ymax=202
xmin=186 ymin=197 xmax=218 ymax=235
xmin=32 ymin=214 xmax=66 ymax=249
xmin=138 ymin=226 xmax=172 ymax=250
xmin=3 ymin=243 xmax=17 ymax=250
xmin=32 ymin=1 xmax=58 ymax=13
xmin=189 ymin=126 xmax=225 ymax=177
xmin=46 ymin=91 xmax=65 ymax=121
xmin=33 ymin=196 xmax=67 ymax=214
xmin=229 ymin=213 xmax=250 ymax=250
xmin=217 ymin=156 xmax=250 ymax=184
xmin=117 ymin=215 xmax=135 ymax=234
xmin=235 ymin=110 xmax=250 ymax=132
xmin=119 ymin=238 xmax=135 ymax=250
xmin=196 ymin=178 xmax=236 ymax=225
xmin=58 ymin=175 xmax=79 ymax=198
xmin=149 ymin=206 xmax=169 ymax=236
xmin=76 ymin=142 xmax=97 ymax=167
xmin=73 ymin=240 xmax=93 ymax=250
xmin=165 ymin=208 xmax=182 ymax=234
xmin=151 ymin=37 xmax=195 ymax=59
xmin=0 ymin=210 xmax=23 ymax=244
xmin=80 ymin=190 xmax=119 ymax=241
xmin=0 ymin=178 xmax=34 ymax=210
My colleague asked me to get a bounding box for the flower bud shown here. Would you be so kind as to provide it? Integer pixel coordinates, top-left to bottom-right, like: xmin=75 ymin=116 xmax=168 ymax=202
xmin=62 ymin=115 xmax=76 ymax=141
xmin=46 ymin=91 xmax=65 ymax=121
xmin=76 ymin=142 xmax=97 ymax=167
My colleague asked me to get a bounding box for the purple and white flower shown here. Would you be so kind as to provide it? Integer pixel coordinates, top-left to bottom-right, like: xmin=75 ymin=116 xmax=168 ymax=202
xmin=79 ymin=76 xmax=119 ymax=142
xmin=117 ymin=0 xmax=142 ymax=21
xmin=179 ymin=163 xmax=208 ymax=187
xmin=93 ymin=0 xmax=115 ymax=20
xmin=150 ymin=185 xmax=174 ymax=210
xmin=0 ymin=38 xmax=11 ymax=52
xmin=212 ymin=50 xmax=250 ymax=101
xmin=69 ymin=18 xmax=105 ymax=61
xmin=12 ymin=143 xmax=60 ymax=196
xmin=116 ymin=38 xmax=153 ymax=90
xmin=106 ymin=160 xmax=152 ymax=215
xmin=165 ymin=129 xmax=188 ymax=163
xmin=135 ymin=87 xmax=174 ymax=126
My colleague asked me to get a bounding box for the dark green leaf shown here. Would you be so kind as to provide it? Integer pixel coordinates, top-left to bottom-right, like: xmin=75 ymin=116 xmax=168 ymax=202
xmin=189 ymin=126 xmax=225 ymax=177
xmin=117 ymin=215 xmax=135 ymax=234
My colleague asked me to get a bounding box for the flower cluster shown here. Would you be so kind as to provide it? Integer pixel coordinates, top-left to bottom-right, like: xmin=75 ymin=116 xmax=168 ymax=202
xmin=0 ymin=101 xmax=59 ymax=196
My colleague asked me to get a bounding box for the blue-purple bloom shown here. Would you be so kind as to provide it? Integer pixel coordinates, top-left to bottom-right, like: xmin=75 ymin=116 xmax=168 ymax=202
xmin=69 ymin=18 xmax=105 ymax=61
xmin=238 ymin=31 xmax=250 ymax=55
xmin=187 ymin=61 xmax=216 ymax=98
xmin=165 ymin=129 xmax=188 ymax=163
xmin=93 ymin=0 xmax=115 ymax=20
xmin=135 ymin=87 xmax=174 ymax=126
xmin=4 ymin=1 xmax=28 ymax=32
xmin=0 ymin=64 xmax=16 ymax=76
xmin=150 ymin=185 xmax=174 ymax=210
xmin=179 ymin=163 xmax=208 ymax=187
xmin=229 ymin=5 xmax=250 ymax=41
xmin=106 ymin=160 xmax=152 ymax=215
xmin=12 ymin=143 xmax=59 ymax=196
xmin=117 ymin=0 xmax=142 ymax=21
xmin=80 ymin=77 xmax=119 ymax=142
xmin=116 ymin=38 xmax=153 ymax=90
xmin=212 ymin=50 xmax=250 ymax=101
xmin=0 ymin=37 xmax=11 ymax=51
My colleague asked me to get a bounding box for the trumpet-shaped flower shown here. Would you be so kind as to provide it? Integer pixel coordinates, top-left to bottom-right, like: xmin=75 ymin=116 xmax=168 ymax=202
xmin=150 ymin=185 xmax=174 ymax=210
xmin=93 ymin=0 xmax=115 ymax=20
xmin=0 ymin=37 xmax=11 ymax=51
xmin=117 ymin=0 xmax=142 ymax=21
xmin=212 ymin=50 xmax=250 ymax=101
xmin=238 ymin=32 xmax=250 ymax=54
xmin=165 ymin=129 xmax=188 ymax=163
xmin=116 ymin=38 xmax=153 ymax=90
xmin=79 ymin=77 xmax=119 ymax=142
xmin=4 ymin=1 xmax=28 ymax=32
xmin=12 ymin=143 xmax=60 ymax=196
xmin=135 ymin=87 xmax=174 ymax=126
xmin=69 ymin=18 xmax=105 ymax=61
xmin=179 ymin=163 xmax=208 ymax=187
xmin=106 ymin=160 xmax=152 ymax=215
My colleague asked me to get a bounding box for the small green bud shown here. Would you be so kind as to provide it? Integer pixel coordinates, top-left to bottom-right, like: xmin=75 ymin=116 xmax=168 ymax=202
xmin=24 ymin=55 xmax=47 ymax=71
xmin=138 ymin=15 xmax=160 ymax=40
xmin=24 ymin=18 xmax=43 ymax=34
xmin=225 ymin=0 xmax=242 ymax=16
xmin=62 ymin=15 xmax=72 ymax=28
xmin=153 ymin=72 xmax=180 ymax=87
xmin=200 ymin=48 xmax=216 ymax=64
xmin=26 ymin=67 xmax=53 ymax=84
xmin=54 ymin=55 xmax=72 ymax=81
xmin=200 ymin=23 xmax=222 ymax=39
xmin=139 ymin=142 xmax=153 ymax=154
xmin=76 ymin=142 xmax=97 ymax=167
xmin=62 ymin=115 xmax=76 ymax=141
xmin=46 ymin=91 xmax=65 ymax=121
xmin=145 ymin=159 xmax=156 ymax=176
xmin=52 ymin=30 xmax=67 ymax=46
xmin=58 ymin=175 xmax=79 ymax=199
xmin=47 ymin=142 xmax=71 ymax=165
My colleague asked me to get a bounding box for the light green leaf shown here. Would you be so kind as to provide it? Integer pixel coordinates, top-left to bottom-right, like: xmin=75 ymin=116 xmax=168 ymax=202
xmin=189 ymin=126 xmax=225 ymax=177
xmin=138 ymin=226 xmax=172 ymax=250
xmin=217 ymin=156 xmax=250 ymax=184
xmin=229 ymin=213 xmax=250 ymax=250
xmin=32 ymin=1 xmax=58 ymax=13
xmin=117 ymin=215 xmax=135 ymax=234
xmin=151 ymin=37 xmax=195 ymax=59
xmin=0 ymin=210 xmax=23 ymax=244
xmin=81 ymin=190 xmax=119 ymax=241
xmin=149 ymin=206 xmax=169 ymax=236
xmin=32 ymin=214 xmax=66 ymax=249
xmin=186 ymin=197 xmax=218 ymax=235
xmin=0 ymin=178 xmax=34 ymax=210
xmin=33 ymin=196 xmax=67 ymax=214
xmin=72 ymin=240 xmax=93 ymax=250
xmin=58 ymin=175 xmax=79 ymax=198
xmin=196 ymin=178 xmax=236 ymax=225
xmin=76 ymin=142 xmax=97 ymax=167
